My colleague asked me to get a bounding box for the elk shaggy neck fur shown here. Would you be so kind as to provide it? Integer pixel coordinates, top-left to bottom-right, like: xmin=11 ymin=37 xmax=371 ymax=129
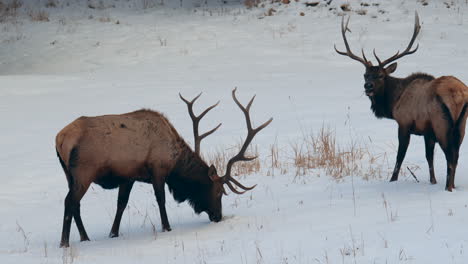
xmin=167 ymin=146 xmax=213 ymax=214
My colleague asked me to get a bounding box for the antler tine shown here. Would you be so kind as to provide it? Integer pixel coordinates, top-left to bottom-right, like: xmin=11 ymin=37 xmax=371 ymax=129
xmin=334 ymin=16 xmax=370 ymax=67
xmin=225 ymin=181 xmax=248 ymax=195
xmin=179 ymin=92 xmax=222 ymax=155
xmin=222 ymin=88 xmax=273 ymax=193
xmin=373 ymin=48 xmax=383 ymax=65
xmin=376 ymin=11 xmax=421 ymax=67
xmin=361 ymin=48 xmax=371 ymax=65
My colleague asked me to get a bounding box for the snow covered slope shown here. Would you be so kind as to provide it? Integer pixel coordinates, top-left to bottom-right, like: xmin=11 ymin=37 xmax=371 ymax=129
xmin=1 ymin=0 xmax=468 ymax=263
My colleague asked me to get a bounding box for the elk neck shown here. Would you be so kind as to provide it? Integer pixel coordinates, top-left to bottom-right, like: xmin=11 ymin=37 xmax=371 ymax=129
xmin=166 ymin=144 xmax=213 ymax=214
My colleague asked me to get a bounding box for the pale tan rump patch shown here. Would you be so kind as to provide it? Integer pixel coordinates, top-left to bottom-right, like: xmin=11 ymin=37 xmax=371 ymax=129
xmin=434 ymin=76 xmax=468 ymax=122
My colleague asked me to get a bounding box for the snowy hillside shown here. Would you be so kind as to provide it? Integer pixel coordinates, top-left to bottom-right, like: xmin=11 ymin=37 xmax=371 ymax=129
xmin=1 ymin=0 xmax=468 ymax=263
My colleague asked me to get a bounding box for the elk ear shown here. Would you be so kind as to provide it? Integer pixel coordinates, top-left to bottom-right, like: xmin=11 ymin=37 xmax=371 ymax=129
xmin=385 ymin=63 xmax=397 ymax=74
xmin=208 ymin=165 xmax=219 ymax=181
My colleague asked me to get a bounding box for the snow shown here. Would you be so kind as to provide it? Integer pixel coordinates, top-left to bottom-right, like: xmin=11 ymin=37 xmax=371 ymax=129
xmin=1 ymin=0 xmax=468 ymax=263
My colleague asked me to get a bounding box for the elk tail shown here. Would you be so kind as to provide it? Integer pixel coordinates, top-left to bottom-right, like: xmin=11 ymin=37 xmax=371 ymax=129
xmin=453 ymin=103 xmax=468 ymax=146
xmin=438 ymin=98 xmax=455 ymax=127
xmin=454 ymin=103 xmax=468 ymax=128
xmin=56 ymin=148 xmax=78 ymax=190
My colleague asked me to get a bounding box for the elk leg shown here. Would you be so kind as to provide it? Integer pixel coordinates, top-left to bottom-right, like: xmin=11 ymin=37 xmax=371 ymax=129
xmin=151 ymin=172 xmax=171 ymax=232
xmin=444 ymin=153 xmax=454 ymax=192
xmin=390 ymin=127 xmax=410 ymax=182
xmin=441 ymin=139 xmax=456 ymax=192
xmin=60 ymin=182 xmax=90 ymax=247
xmin=72 ymin=183 xmax=91 ymax=242
xmin=60 ymin=191 xmax=74 ymax=248
xmin=110 ymin=181 xmax=135 ymax=238
xmin=447 ymin=134 xmax=461 ymax=191
xmin=424 ymin=134 xmax=437 ymax=184
xmin=449 ymin=148 xmax=459 ymax=191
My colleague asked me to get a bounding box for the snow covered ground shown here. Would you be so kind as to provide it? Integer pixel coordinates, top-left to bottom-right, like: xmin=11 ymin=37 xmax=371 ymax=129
xmin=1 ymin=0 xmax=468 ymax=263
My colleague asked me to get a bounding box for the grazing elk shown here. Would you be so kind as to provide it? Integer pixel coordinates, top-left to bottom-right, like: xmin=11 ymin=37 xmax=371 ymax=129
xmin=335 ymin=12 xmax=468 ymax=191
xmin=56 ymin=88 xmax=272 ymax=247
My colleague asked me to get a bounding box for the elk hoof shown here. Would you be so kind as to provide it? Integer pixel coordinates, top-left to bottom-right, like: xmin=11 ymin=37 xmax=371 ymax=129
xmin=430 ymin=179 xmax=437 ymax=184
xmin=60 ymin=241 xmax=70 ymax=248
xmin=389 ymin=178 xmax=398 ymax=182
xmin=446 ymin=186 xmax=453 ymax=192
xmin=163 ymin=227 xmax=172 ymax=232
xmin=109 ymin=232 xmax=119 ymax=238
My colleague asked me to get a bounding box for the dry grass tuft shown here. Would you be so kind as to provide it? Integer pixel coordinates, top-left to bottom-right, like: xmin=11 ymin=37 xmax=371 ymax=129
xmin=206 ymin=142 xmax=261 ymax=177
xmin=205 ymin=124 xmax=391 ymax=181
xmin=290 ymin=125 xmax=389 ymax=180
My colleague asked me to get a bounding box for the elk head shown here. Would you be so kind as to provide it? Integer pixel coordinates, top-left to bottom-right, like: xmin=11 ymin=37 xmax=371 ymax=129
xmin=334 ymin=12 xmax=421 ymax=98
xmin=179 ymin=88 xmax=273 ymax=222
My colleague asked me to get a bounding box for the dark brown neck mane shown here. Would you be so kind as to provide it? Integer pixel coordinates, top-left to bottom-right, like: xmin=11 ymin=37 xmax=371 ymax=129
xmin=370 ymin=72 xmax=435 ymax=119
xmin=166 ymin=143 xmax=212 ymax=214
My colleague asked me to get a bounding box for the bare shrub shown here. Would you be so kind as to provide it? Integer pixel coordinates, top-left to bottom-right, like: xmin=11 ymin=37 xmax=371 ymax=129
xmin=16 ymin=221 xmax=30 ymax=252
xmin=0 ymin=0 xmax=22 ymax=22
xmin=98 ymin=16 xmax=111 ymax=23
xmin=88 ymin=0 xmax=106 ymax=10
xmin=244 ymin=0 xmax=261 ymax=9
xmin=142 ymin=0 xmax=157 ymax=9
xmin=340 ymin=3 xmax=351 ymax=11
xmin=45 ymin=0 xmax=57 ymax=8
xmin=266 ymin=8 xmax=276 ymax=16
xmin=355 ymin=9 xmax=367 ymax=15
xmin=29 ymin=10 xmax=49 ymax=22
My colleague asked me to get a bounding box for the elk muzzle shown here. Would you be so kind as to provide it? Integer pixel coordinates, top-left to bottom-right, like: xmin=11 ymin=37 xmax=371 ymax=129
xmin=364 ymin=82 xmax=374 ymax=96
xmin=209 ymin=212 xmax=222 ymax=222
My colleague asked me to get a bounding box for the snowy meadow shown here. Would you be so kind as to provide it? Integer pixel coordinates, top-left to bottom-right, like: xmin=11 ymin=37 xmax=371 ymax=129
xmin=1 ymin=0 xmax=468 ymax=263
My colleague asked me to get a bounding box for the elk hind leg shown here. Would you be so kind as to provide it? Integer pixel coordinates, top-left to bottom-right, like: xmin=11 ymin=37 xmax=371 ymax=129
xmin=424 ymin=134 xmax=437 ymax=184
xmin=60 ymin=181 xmax=91 ymax=247
xmin=110 ymin=181 xmax=134 ymax=238
xmin=448 ymin=124 xmax=465 ymax=190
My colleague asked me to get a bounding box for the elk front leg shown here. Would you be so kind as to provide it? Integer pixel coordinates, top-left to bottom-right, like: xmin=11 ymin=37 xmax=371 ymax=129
xmin=110 ymin=181 xmax=135 ymax=238
xmin=424 ymin=134 xmax=437 ymax=184
xmin=151 ymin=171 xmax=171 ymax=232
xmin=390 ymin=127 xmax=410 ymax=182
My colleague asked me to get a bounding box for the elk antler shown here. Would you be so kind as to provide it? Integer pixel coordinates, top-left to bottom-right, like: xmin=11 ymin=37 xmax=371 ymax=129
xmin=373 ymin=12 xmax=421 ymax=67
xmin=222 ymin=88 xmax=273 ymax=194
xmin=179 ymin=92 xmax=222 ymax=155
xmin=334 ymin=16 xmax=372 ymax=67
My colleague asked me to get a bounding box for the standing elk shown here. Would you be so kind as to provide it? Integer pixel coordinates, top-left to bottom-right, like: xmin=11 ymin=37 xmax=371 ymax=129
xmin=55 ymin=88 xmax=272 ymax=247
xmin=335 ymin=12 xmax=468 ymax=191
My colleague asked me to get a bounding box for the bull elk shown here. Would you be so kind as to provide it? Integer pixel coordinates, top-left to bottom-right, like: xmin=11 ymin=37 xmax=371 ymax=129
xmin=335 ymin=12 xmax=468 ymax=191
xmin=55 ymin=88 xmax=272 ymax=247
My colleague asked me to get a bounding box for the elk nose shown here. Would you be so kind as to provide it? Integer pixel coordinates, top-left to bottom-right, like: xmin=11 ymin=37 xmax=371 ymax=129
xmin=364 ymin=83 xmax=374 ymax=90
xmin=209 ymin=214 xmax=222 ymax=222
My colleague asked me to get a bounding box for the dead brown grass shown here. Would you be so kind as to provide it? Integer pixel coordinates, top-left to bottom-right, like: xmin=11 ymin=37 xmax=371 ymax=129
xmin=206 ymin=141 xmax=261 ymax=178
xmin=290 ymin=126 xmax=390 ymax=180
xmin=204 ymin=125 xmax=391 ymax=181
